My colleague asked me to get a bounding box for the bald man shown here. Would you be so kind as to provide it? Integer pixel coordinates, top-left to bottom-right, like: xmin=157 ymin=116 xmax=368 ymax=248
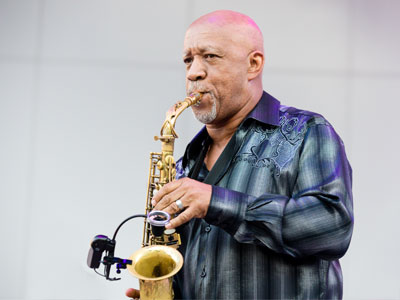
xmin=127 ymin=10 xmax=353 ymax=300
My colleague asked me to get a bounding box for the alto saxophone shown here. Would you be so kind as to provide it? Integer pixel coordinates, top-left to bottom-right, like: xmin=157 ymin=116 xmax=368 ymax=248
xmin=127 ymin=92 xmax=203 ymax=300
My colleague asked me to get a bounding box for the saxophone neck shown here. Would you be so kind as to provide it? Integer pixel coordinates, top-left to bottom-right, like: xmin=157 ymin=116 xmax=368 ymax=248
xmin=156 ymin=93 xmax=203 ymax=141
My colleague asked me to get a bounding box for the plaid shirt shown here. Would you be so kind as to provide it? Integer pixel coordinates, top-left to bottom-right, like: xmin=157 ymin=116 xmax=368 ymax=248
xmin=174 ymin=91 xmax=353 ymax=299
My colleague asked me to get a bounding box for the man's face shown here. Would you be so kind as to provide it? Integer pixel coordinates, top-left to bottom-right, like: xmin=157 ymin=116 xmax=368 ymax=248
xmin=183 ymin=24 xmax=251 ymax=125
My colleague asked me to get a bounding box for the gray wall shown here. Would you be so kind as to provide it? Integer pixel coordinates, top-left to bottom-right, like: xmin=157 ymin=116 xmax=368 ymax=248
xmin=1 ymin=0 xmax=399 ymax=299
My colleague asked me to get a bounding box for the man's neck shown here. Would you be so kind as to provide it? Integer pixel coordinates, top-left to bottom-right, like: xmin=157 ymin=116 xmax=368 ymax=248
xmin=203 ymin=89 xmax=262 ymax=170
xmin=206 ymin=116 xmax=241 ymax=148
xmin=206 ymin=89 xmax=261 ymax=146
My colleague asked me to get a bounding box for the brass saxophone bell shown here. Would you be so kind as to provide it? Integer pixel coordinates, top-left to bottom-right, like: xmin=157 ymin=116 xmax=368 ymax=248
xmin=127 ymin=245 xmax=184 ymax=300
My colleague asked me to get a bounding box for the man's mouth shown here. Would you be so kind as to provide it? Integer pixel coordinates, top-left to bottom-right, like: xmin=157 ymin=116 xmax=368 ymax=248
xmin=187 ymin=90 xmax=208 ymax=106
xmin=188 ymin=90 xmax=208 ymax=95
xmin=193 ymin=91 xmax=209 ymax=107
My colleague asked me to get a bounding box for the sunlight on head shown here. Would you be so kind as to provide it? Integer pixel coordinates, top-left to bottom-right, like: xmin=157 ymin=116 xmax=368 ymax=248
xmin=188 ymin=10 xmax=264 ymax=54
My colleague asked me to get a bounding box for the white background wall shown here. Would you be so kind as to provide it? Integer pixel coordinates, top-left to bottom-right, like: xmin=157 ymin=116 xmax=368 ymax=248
xmin=1 ymin=0 xmax=399 ymax=299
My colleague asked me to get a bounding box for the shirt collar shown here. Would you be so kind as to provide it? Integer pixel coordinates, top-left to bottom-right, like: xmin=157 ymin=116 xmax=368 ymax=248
xmin=244 ymin=91 xmax=280 ymax=126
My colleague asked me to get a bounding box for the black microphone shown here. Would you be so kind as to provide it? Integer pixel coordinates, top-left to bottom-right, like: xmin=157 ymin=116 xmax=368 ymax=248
xmin=87 ymin=235 xmax=115 ymax=269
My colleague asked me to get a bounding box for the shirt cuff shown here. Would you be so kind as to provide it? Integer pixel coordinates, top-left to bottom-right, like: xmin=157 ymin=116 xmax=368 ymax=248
xmin=204 ymin=185 xmax=248 ymax=234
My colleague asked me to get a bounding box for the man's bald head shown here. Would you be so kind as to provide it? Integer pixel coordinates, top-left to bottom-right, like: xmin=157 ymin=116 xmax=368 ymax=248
xmin=183 ymin=10 xmax=265 ymax=125
xmin=187 ymin=10 xmax=264 ymax=54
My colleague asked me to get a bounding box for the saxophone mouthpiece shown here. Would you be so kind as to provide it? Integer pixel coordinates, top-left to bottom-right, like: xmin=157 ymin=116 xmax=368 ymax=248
xmin=189 ymin=92 xmax=202 ymax=98
xmin=188 ymin=92 xmax=203 ymax=106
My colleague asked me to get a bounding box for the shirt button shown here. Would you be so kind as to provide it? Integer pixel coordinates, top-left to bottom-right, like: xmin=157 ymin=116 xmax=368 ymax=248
xmin=205 ymin=226 xmax=211 ymax=233
xmin=201 ymin=270 xmax=206 ymax=277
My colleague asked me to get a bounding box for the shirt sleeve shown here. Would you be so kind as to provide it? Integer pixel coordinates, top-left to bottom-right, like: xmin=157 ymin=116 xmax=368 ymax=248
xmin=204 ymin=123 xmax=353 ymax=260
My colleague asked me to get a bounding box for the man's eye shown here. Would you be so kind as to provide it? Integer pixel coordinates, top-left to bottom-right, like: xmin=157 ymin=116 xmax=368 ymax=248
xmin=183 ymin=57 xmax=192 ymax=64
xmin=205 ymin=54 xmax=217 ymax=59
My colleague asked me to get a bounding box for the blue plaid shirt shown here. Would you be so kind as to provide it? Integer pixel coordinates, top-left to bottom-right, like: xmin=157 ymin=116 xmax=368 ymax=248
xmin=174 ymin=91 xmax=353 ymax=299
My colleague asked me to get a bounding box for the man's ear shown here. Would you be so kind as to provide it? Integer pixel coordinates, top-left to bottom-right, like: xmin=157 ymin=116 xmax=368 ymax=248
xmin=247 ymin=51 xmax=264 ymax=80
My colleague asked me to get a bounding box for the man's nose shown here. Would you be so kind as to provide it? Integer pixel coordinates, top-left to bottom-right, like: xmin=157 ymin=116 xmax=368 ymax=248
xmin=187 ymin=58 xmax=206 ymax=81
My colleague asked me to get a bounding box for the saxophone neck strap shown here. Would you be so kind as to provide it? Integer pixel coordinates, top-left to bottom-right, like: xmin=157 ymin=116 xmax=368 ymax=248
xmin=188 ymin=136 xmax=211 ymax=181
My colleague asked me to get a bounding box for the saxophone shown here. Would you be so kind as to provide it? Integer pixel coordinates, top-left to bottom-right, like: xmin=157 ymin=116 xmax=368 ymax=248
xmin=127 ymin=92 xmax=203 ymax=300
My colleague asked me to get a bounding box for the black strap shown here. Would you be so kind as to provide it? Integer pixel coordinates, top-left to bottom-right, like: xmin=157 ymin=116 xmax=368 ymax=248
xmin=188 ymin=136 xmax=211 ymax=180
xmin=202 ymin=134 xmax=236 ymax=185
xmin=187 ymin=120 xmax=252 ymax=184
xmin=203 ymin=121 xmax=252 ymax=185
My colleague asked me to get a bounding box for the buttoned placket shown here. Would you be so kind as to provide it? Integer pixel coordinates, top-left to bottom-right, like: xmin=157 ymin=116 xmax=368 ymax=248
xmin=196 ymin=220 xmax=212 ymax=299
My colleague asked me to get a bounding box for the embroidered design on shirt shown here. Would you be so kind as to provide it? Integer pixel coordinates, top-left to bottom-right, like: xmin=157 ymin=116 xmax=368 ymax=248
xmin=233 ymin=116 xmax=307 ymax=176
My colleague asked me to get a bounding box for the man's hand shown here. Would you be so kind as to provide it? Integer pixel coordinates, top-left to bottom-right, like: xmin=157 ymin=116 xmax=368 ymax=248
xmin=125 ymin=288 xmax=140 ymax=299
xmin=152 ymin=178 xmax=212 ymax=229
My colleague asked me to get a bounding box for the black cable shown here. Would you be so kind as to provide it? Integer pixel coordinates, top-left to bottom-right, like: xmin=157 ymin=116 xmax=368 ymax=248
xmin=94 ymin=268 xmax=106 ymax=278
xmin=112 ymin=214 xmax=146 ymax=241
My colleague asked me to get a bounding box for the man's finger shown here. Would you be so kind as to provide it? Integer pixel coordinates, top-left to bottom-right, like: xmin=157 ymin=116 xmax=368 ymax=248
xmin=154 ymin=187 xmax=186 ymax=211
xmin=152 ymin=180 xmax=183 ymax=206
xmin=125 ymin=288 xmax=140 ymax=298
xmin=166 ymin=208 xmax=192 ymax=229
xmin=163 ymin=197 xmax=186 ymax=216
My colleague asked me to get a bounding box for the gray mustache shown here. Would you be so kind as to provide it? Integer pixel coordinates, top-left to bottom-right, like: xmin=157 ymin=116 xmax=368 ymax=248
xmin=187 ymin=83 xmax=208 ymax=95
